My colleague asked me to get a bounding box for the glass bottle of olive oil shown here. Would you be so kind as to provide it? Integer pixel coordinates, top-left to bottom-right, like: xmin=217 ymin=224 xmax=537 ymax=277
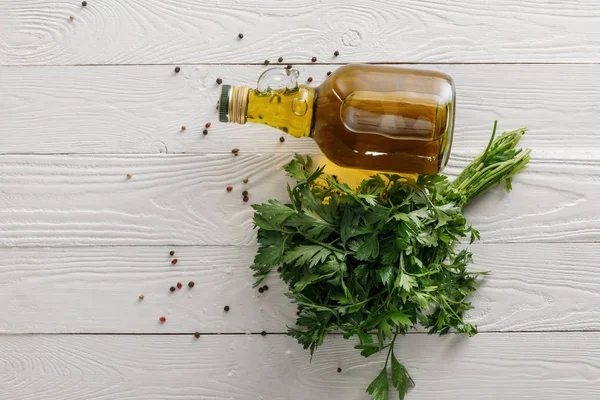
xmin=218 ymin=64 xmax=455 ymax=175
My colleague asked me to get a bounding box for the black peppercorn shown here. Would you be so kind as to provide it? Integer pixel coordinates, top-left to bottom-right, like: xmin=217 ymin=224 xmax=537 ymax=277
xmin=258 ymin=287 xmax=264 ymax=293
xmin=263 ymin=285 xmax=269 ymax=291
xmin=238 ymin=33 xmax=244 ymax=39
xmin=327 ymin=71 xmax=332 ymax=76
xmin=285 ymin=64 xmax=292 ymax=70
xmin=334 ymin=50 xmax=340 ymax=56
xmin=337 ymin=367 xmax=342 ymax=373
xmin=203 ymin=129 xmax=208 ymax=135
xmin=264 ymin=60 xmax=270 ymax=65
xmin=174 ymin=66 xmax=181 ymax=73
xmin=170 ymin=251 xmax=175 ymax=256
xmin=260 ymin=330 xmax=267 ymax=336
xmin=82 ymin=1 xmax=87 ymax=6
xmin=181 ymin=126 xmax=186 ymax=131
xmin=311 ymin=56 xmax=317 ymax=62
xmin=279 ymin=136 xmax=285 ymax=143
xmin=278 ymin=57 xmax=283 ymax=62
xmin=188 ymin=281 xmax=195 ymax=288
xmin=224 ymin=305 xmax=230 ymax=312
xmin=194 ymin=332 xmax=200 ymax=338
xmin=216 ymin=78 xmax=223 ymax=84
xmin=170 ymin=286 xmax=176 ymax=292
xmin=307 ymin=77 xmax=313 ymax=83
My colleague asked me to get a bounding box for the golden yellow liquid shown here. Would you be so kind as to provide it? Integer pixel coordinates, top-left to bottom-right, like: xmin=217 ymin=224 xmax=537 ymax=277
xmin=246 ymin=86 xmax=315 ymax=138
xmin=231 ymin=64 xmax=455 ymax=175
xmin=313 ymin=64 xmax=455 ymax=175
xmin=314 ymin=153 xmax=417 ymax=187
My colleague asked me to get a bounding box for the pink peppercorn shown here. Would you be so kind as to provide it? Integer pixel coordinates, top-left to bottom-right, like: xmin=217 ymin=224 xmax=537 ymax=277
xmin=159 ymin=316 xmax=166 ymax=323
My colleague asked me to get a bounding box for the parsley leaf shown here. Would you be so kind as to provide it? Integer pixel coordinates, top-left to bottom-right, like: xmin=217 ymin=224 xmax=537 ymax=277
xmin=366 ymin=368 xmax=389 ymax=400
xmin=391 ymin=351 xmax=414 ymax=400
xmin=251 ymin=123 xmax=530 ymax=399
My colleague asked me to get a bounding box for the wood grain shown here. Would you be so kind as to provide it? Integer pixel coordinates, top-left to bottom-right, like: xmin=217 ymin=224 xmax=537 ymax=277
xmin=0 ymin=333 xmax=598 ymax=399
xmin=1 ymin=0 xmax=598 ymax=396
xmin=0 ymin=151 xmax=598 ymax=247
xmin=1 ymin=64 xmax=600 ymax=154
xmin=2 ymin=0 xmax=600 ymax=65
xmin=1 ymin=244 xmax=600 ymax=334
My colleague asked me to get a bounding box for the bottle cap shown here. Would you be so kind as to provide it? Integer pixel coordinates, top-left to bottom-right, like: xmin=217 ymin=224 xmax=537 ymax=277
xmin=219 ymin=85 xmax=249 ymax=124
xmin=218 ymin=84 xmax=232 ymax=123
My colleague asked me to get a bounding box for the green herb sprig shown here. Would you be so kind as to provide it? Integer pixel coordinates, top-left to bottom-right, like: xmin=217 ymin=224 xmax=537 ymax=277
xmin=251 ymin=123 xmax=530 ymax=399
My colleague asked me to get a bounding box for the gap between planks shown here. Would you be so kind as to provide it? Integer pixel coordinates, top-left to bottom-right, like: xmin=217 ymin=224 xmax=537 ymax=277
xmin=5 ymin=61 xmax=600 ymax=67
xmin=3 ymin=330 xmax=600 ymax=336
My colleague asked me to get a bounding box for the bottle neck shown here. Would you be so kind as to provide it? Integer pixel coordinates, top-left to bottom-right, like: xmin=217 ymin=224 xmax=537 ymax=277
xmin=219 ymin=84 xmax=316 ymax=138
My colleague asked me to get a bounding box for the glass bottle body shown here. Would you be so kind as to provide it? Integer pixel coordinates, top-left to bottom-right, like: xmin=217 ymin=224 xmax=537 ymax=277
xmin=313 ymin=64 xmax=455 ymax=175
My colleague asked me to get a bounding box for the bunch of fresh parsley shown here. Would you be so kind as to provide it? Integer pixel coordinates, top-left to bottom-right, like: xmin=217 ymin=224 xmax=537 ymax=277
xmin=251 ymin=123 xmax=530 ymax=399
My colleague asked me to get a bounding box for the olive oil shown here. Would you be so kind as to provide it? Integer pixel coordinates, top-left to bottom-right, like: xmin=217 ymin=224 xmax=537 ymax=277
xmin=246 ymin=86 xmax=315 ymax=138
xmin=218 ymin=64 xmax=455 ymax=175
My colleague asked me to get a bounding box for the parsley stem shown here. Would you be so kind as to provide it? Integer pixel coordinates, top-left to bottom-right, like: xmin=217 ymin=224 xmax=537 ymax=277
xmin=384 ymin=329 xmax=400 ymax=368
xmin=304 ymin=237 xmax=352 ymax=255
xmin=440 ymin=295 xmax=463 ymax=321
xmin=450 ymin=125 xmax=530 ymax=205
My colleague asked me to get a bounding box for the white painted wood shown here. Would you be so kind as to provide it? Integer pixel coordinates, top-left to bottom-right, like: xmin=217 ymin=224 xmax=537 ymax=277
xmin=2 ymin=0 xmax=600 ymax=65
xmin=2 ymin=0 xmax=600 ymax=396
xmin=1 ymin=244 xmax=599 ymax=334
xmin=0 ymin=151 xmax=598 ymax=247
xmin=1 ymin=64 xmax=599 ymax=154
xmin=0 ymin=333 xmax=598 ymax=399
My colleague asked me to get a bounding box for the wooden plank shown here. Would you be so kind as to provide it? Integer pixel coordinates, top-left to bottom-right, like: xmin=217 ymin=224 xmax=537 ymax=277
xmin=1 ymin=244 xmax=600 ymax=334
xmin=0 ymin=333 xmax=598 ymax=399
xmin=0 ymin=150 xmax=598 ymax=247
xmin=1 ymin=64 xmax=599 ymax=154
xmin=2 ymin=0 xmax=600 ymax=65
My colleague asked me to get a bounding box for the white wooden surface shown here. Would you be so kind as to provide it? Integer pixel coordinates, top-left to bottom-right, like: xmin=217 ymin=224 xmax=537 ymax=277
xmin=2 ymin=244 xmax=600 ymax=334
xmin=2 ymin=0 xmax=600 ymax=64
xmin=1 ymin=0 xmax=600 ymax=398
xmin=2 ymin=64 xmax=600 ymax=154
xmin=1 ymin=333 xmax=599 ymax=400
